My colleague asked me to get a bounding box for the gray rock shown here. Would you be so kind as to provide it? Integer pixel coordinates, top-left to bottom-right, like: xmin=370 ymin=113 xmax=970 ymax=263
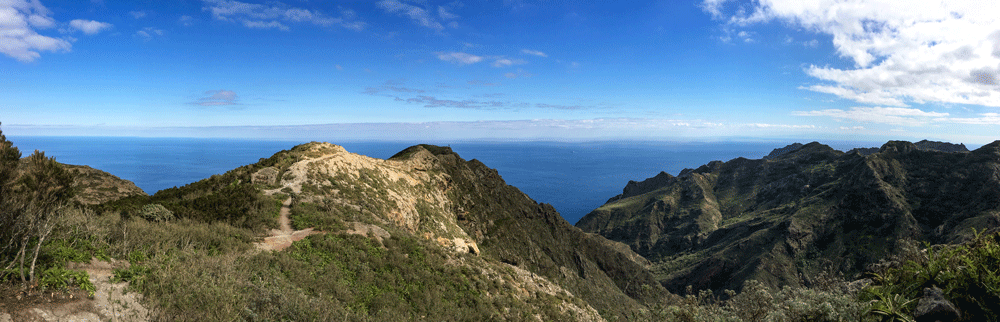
xmin=914 ymin=287 xmax=960 ymax=322
xmin=251 ymin=167 xmax=279 ymax=185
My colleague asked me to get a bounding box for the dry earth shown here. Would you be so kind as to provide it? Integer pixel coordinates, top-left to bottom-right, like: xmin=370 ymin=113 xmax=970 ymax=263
xmin=0 ymin=258 xmax=150 ymax=322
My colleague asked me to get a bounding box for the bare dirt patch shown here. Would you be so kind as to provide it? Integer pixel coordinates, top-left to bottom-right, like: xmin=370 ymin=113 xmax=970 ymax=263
xmin=0 ymin=258 xmax=150 ymax=322
xmin=256 ymin=197 xmax=322 ymax=251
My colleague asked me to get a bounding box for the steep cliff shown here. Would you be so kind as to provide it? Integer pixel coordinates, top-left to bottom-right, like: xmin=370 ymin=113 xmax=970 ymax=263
xmin=578 ymin=140 xmax=1000 ymax=294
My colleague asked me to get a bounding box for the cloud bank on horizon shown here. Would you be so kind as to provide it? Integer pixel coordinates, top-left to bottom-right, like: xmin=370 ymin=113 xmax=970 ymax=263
xmin=2 ymin=0 xmax=999 ymax=143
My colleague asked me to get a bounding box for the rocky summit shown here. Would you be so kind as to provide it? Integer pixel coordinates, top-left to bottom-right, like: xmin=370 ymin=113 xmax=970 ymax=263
xmin=577 ymin=140 xmax=1000 ymax=294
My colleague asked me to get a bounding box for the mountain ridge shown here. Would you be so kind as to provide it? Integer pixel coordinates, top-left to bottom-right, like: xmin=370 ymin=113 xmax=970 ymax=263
xmin=577 ymin=139 xmax=1000 ymax=295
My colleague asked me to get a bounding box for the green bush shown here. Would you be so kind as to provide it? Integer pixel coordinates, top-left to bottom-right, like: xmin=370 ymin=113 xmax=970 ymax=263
xmin=862 ymin=229 xmax=1000 ymax=321
xmin=39 ymin=267 xmax=95 ymax=296
xmin=138 ymin=204 xmax=174 ymax=222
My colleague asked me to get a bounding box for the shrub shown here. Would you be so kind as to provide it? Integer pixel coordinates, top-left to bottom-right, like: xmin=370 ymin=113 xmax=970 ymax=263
xmin=138 ymin=204 xmax=174 ymax=222
xmin=862 ymin=229 xmax=1000 ymax=321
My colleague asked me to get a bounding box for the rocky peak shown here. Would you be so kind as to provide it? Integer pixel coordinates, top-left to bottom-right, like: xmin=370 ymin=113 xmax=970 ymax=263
xmin=913 ymin=140 xmax=968 ymax=153
xmin=879 ymin=140 xmax=919 ymax=154
xmin=762 ymin=143 xmax=805 ymax=160
xmin=607 ymin=171 xmax=675 ymax=203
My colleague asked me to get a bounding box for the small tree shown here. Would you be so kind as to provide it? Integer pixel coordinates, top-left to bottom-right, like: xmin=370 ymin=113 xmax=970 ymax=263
xmin=0 ymin=122 xmax=23 ymax=279
xmin=1 ymin=123 xmax=75 ymax=284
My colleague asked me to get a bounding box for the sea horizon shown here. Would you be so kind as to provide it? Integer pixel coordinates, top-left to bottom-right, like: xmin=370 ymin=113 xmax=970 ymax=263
xmin=8 ymin=135 xmax=946 ymax=224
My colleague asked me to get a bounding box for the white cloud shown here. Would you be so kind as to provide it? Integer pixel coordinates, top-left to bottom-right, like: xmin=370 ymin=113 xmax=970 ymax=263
xmin=135 ymin=27 xmax=164 ymax=40
xmin=491 ymin=58 xmax=526 ymax=68
xmin=521 ymin=49 xmax=547 ymax=57
xmin=794 ymin=106 xmax=949 ymax=126
xmin=705 ymin=0 xmax=1000 ymax=107
xmin=179 ymin=15 xmax=194 ymax=26
xmin=130 ymin=11 xmax=146 ymax=19
xmin=504 ymin=68 xmax=533 ymax=79
xmin=937 ymin=113 xmax=1000 ymax=125
xmin=193 ymin=89 xmax=239 ymax=106
xmin=243 ymin=20 xmax=288 ymax=31
xmin=69 ymin=19 xmax=113 ymax=35
xmin=437 ymin=6 xmax=458 ymax=20
xmin=436 ymin=52 xmax=482 ymax=65
xmin=202 ymin=0 xmax=365 ymax=31
xmin=748 ymin=123 xmax=815 ymax=129
xmin=0 ymin=1 xmax=71 ymax=62
xmin=377 ymin=0 xmax=444 ymax=31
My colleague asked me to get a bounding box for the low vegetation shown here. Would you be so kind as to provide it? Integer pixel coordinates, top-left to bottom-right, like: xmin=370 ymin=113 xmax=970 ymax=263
xmin=4 ymin=129 xmax=999 ymax=321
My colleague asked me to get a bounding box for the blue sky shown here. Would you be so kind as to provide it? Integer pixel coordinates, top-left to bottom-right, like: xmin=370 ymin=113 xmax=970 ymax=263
xmin=2 ymin=0 xmax=999 ymax=143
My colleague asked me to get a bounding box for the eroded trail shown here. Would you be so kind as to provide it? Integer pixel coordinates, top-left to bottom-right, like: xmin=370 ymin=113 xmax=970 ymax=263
xmin=256 ymin=197 xmax=319 ymax=251
xmin=277 ymin=197 xmax=292 ymax=234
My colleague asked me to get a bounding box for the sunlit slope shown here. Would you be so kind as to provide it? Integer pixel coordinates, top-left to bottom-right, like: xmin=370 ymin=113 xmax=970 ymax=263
xmin=99 ymin=142 xmax=668 ymax=320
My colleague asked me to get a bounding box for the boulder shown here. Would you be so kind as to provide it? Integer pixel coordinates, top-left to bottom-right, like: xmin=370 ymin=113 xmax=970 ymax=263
xmin=914 ymin=287 xmax=960 ymax=322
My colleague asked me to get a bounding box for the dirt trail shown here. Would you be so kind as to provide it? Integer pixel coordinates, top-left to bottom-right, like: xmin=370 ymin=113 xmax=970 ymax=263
xmin=0 ymin=258 xmax=150 ymax=322
xmin=276 ymin=197 xmax=293 ymax=234
xmin=256 ymin=197 xmax=320 ymax=251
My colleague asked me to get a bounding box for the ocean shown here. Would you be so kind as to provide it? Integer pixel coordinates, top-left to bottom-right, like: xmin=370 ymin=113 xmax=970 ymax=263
xmin=7 ymin=136 xmax=884 ymax=224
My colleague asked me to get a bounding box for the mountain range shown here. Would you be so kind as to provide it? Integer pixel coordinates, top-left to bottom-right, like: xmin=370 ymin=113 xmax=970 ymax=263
xmin=577 ymin=140 xmax=999 ymax=295
xmin=4 ymin=138 xmax=998 ymax=321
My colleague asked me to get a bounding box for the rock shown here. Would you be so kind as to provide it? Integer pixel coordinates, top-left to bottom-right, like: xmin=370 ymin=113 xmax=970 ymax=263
xmin=844 ymin=278 xmax=872 ymax=295
xmin=251 ymin=167 xmax=279 ymax=185
xmin=0 ymin=312 xmax=11 ymax=322
xmin=913 ymin=287 xmax=960 ymax=322
xmin=914 ymin=140 xmax=969 ymax=153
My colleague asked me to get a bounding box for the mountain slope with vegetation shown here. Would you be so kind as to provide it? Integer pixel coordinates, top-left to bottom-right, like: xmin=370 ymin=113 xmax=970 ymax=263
xmin=577 ymin=140 xmax=1000 ymax=297
xmin=4 ymin=135 xmax=668 ymax=321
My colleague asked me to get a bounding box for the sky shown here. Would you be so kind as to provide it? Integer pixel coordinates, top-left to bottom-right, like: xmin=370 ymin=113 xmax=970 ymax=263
xmin=2 ymin=0 xmax=1000 ymax=144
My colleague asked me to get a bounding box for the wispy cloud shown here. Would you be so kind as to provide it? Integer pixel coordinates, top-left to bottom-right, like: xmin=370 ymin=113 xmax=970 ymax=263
xmin=68 ymin=19 xmax=113 ymax=35
xmin=377 ymin=0 xmax=445 ymax=31
xmin=363 ymin=81 xmax=427 ymax=95
xmin=135 ymin=27 xmax=164 ymax=41
xmin=794 ymin=106 xmax=949 ymax=126
xmin=0 ymin=0 xmax=71 ymax=62
xmin=468 ymin=80 xmax=498 ymax=86
xmin=193 ymin=89 xmax=240 ymax=106
xmin=705 ymin=0 xmax=1000 ymax=107
xmin=202 ymin=0 xmax=365 ymax=31
xmin=179 ymin=15 xmax=195 ymax=26
xmin=129 ymin=11 xmax=146 ymax=19
xmin=504 ymin=68 xmax=533 ymax=79
xmin=521 ymin=49 xmax=547 ymax=57
xmin=403 ymin=96 xmax=509 ymax=109
xmin=491 ymin=58 xmax=526 ymax=68
xmin=436 ymin=52 xmax=483 ymax=65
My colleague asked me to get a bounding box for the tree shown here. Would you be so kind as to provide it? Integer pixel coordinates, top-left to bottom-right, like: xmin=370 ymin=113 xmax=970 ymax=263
xmin=1 ymin=123 xmax=75 ymax=284
xmin=1 ymin=122 xmax=23 ymax=278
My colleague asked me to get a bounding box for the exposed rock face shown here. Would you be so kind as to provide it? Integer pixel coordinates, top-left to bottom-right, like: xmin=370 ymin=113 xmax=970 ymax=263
xmin=578 ymin=140 xmax=1000 ymax=294
xmin=914 ymin=287 xmax=960 ymax=322
xmin=246 ymin=142 xmax=664 ymax=320
xmin=913 ymin=140 xmax=969 ymax=153
xmin=607 ymin=171 xmax=674 ymax=203
xmin=250 ymin=166 xmax=279 ymax=185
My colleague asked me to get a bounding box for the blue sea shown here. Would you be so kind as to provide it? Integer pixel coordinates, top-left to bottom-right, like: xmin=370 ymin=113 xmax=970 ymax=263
xmin=8 ymin=136 xmax=884 ymax=224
